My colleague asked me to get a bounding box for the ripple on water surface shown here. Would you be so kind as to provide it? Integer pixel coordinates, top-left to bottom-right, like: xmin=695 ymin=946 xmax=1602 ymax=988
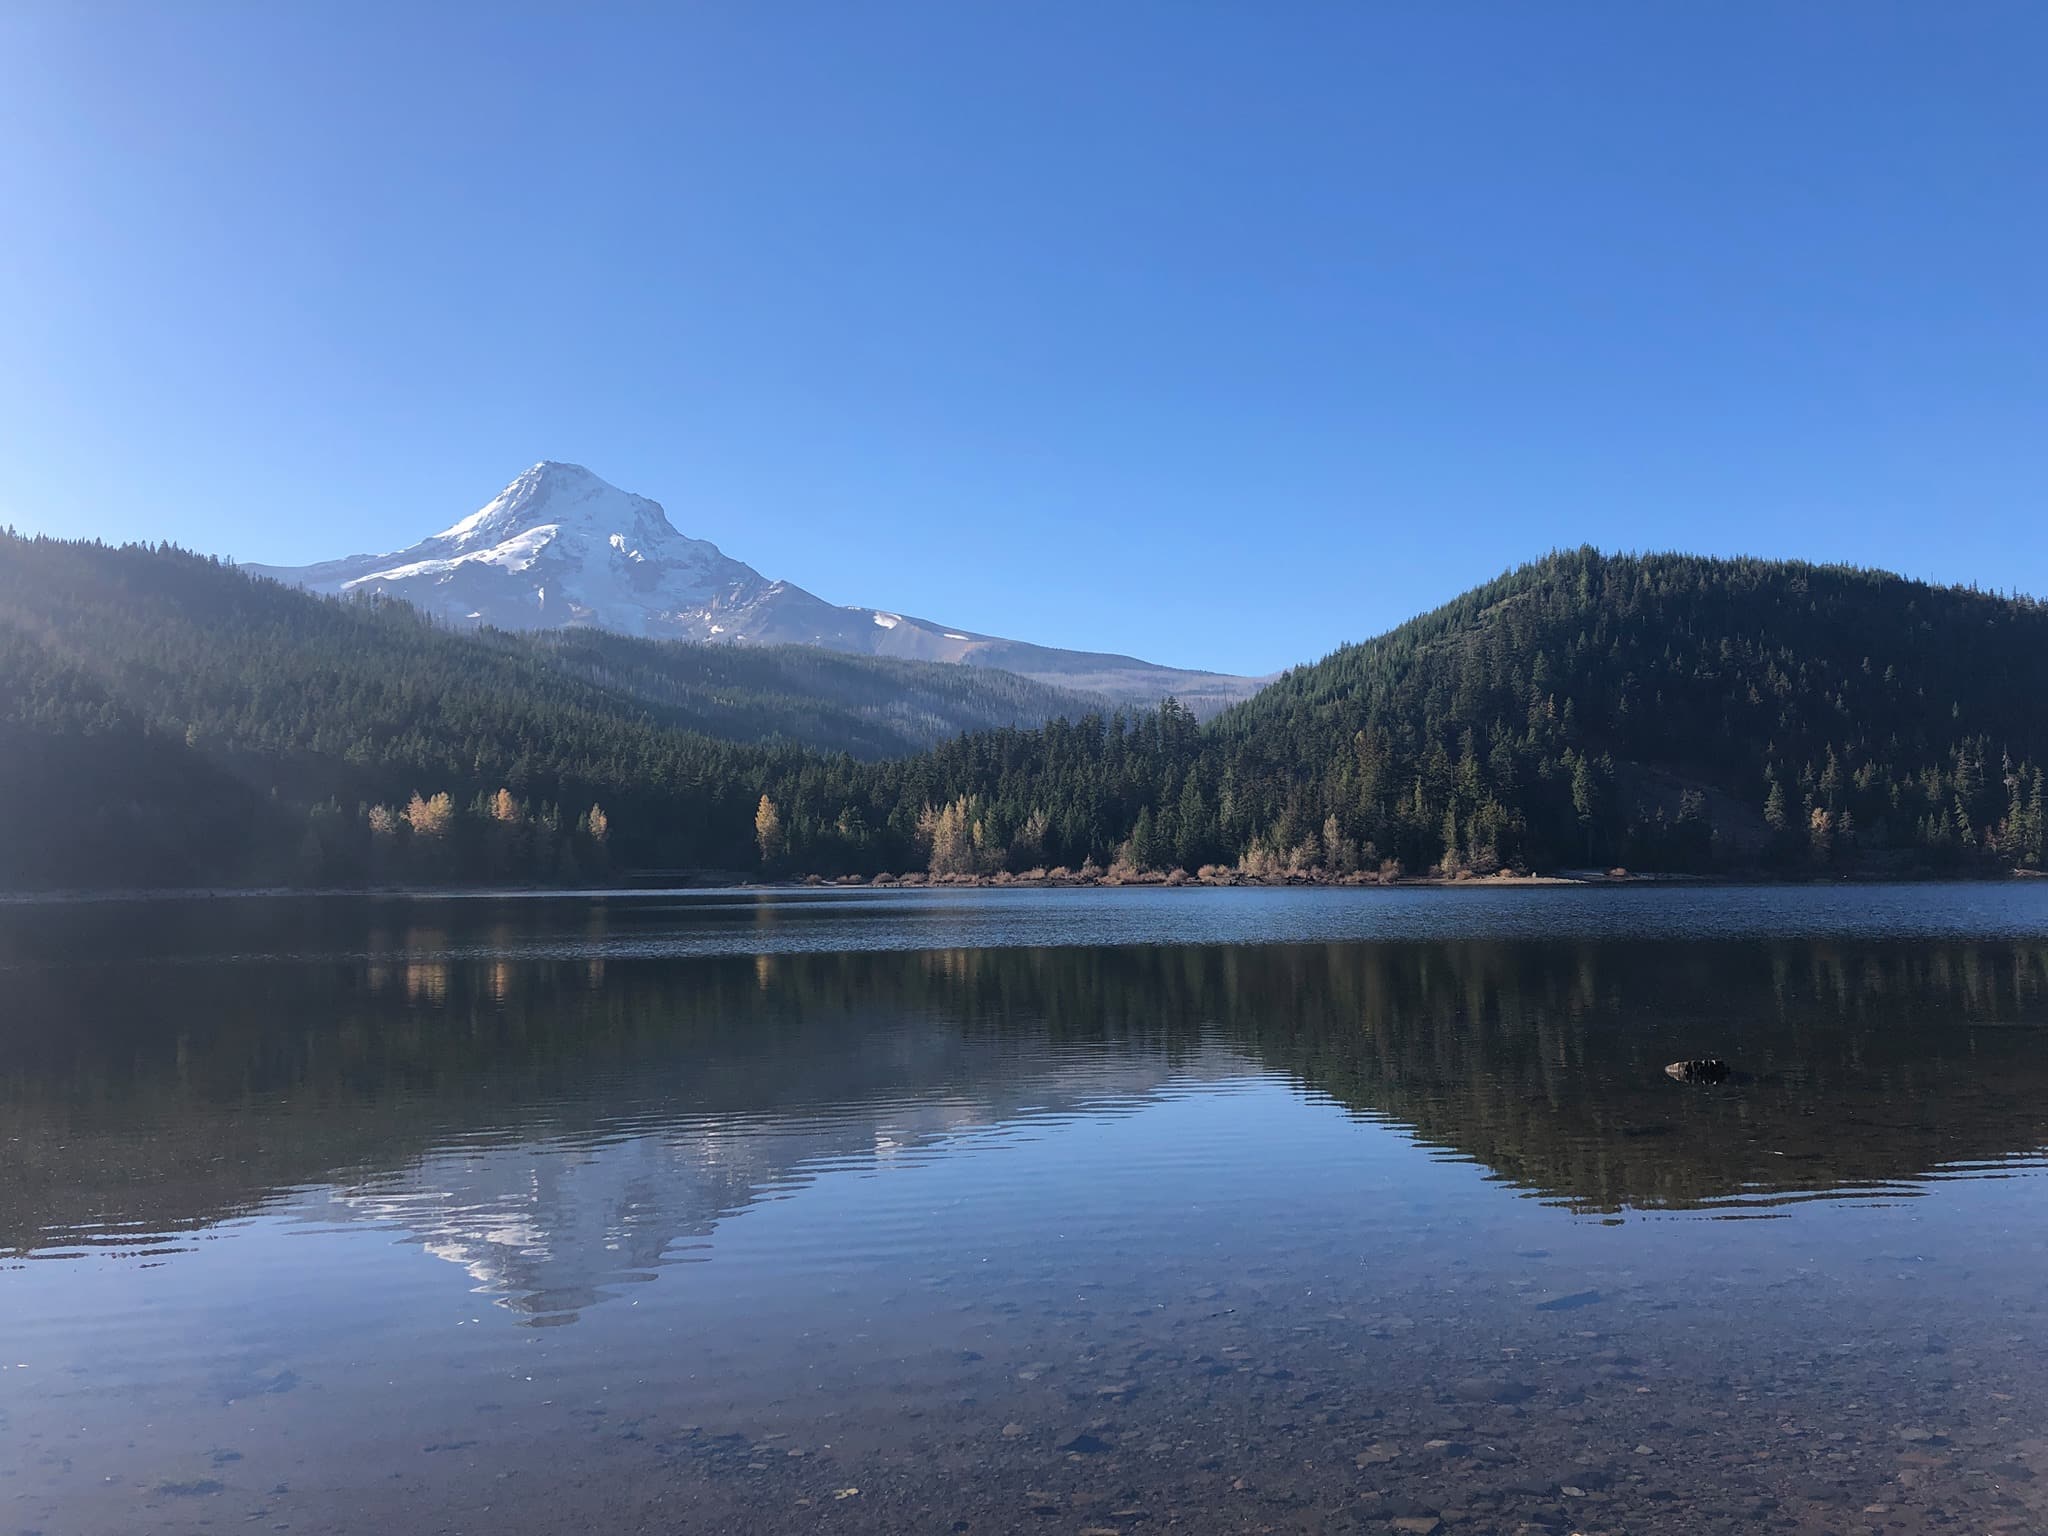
xmin=3 ymin=886 xmax=2048 ymax=1534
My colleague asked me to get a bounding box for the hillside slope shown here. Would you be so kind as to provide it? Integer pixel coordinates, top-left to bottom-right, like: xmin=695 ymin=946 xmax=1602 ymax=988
xmin=4 ymin=541 xmax=2043 ymax=888
xmin=1203 ymin=548 xmax=2048 ymax=872
xmin=809 ymin=549 xmax=2048 ymax=880
xmin=0 ymin=535 xmax=1097 ymax=887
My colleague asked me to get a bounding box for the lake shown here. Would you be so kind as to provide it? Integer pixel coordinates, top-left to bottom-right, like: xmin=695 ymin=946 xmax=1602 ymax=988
xmin=4 ymin=884 xmax=2048 ymax=1534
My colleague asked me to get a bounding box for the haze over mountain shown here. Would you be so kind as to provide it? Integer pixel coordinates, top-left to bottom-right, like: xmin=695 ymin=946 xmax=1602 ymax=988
xmin=245 ymin=462 xmax=1262 ymax=715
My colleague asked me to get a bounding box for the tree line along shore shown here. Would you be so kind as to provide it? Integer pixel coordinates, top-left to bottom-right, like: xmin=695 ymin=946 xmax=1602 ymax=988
xmin=3 ymin=538 xmax=2045 ymax=892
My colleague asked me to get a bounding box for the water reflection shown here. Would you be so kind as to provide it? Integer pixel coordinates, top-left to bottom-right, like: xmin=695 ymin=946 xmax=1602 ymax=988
xmin=6 ymin=918 xmax=2048 ymax=1315
xmin=7 ymin=891 xmax=2048 ymax=1536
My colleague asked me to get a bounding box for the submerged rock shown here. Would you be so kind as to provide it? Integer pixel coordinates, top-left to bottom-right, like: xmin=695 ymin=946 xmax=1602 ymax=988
xmin=1665 ymin=1057 xmax=1731 ymax=1084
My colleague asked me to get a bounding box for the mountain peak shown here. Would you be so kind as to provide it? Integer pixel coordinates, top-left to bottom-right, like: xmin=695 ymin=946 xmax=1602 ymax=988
xmin=520 ymin=459 xmax=607 ymax=492
xmin=434 ymin=460 xmax=682 ymax=548
xmin=245 ymin=464 xmax=1263 ymax=712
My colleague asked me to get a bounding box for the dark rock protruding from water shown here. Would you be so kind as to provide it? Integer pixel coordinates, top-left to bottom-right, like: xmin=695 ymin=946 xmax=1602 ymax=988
xmin=1665 ymin=1058 xmax=1731 ymax=1084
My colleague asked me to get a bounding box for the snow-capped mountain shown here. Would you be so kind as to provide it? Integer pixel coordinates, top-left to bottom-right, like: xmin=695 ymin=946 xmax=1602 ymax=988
xmin=245 ymin=462 xmax=1264 ymax=711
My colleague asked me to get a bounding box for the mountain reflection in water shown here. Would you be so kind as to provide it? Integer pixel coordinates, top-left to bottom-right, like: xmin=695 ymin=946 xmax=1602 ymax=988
xmin=6 ymin=895 xmax=2047 ymax=1326
xmin=7 ymin=888 xmax=2048 ymax=1536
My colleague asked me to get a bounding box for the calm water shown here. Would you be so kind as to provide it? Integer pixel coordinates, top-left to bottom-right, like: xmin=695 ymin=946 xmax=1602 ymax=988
xmin=5 ymin=885 xmax=2048 ymax=1535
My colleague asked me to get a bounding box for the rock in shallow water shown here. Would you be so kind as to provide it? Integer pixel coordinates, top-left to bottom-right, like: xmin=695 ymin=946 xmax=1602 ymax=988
xmin=1665 ymin=1057 xmax=1730 ymax=1083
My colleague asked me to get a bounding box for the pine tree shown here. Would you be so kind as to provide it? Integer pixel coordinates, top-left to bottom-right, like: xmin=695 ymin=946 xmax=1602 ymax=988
xmin=2030 ymin=767 xmax=2047 ymax=867
xmin=1819 ymin=748 xmax=1843 ymax=812
xmin=1570 ymin=755 xmax=1598 ymax=859
xmin=1011 ymin=807 xmax=1050 ymax=869
xmin=1129 ymin=806 xmax=1161 ymax=872
xmin=1321 ymin=812 xmax=1357 ymax=875
xmin=1175 ymin=774 xmax=1210 ymax=870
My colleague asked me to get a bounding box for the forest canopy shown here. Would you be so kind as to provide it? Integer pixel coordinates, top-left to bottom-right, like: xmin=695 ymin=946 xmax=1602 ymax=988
xmin=2 ymin=533 xmax=2042 ymax=889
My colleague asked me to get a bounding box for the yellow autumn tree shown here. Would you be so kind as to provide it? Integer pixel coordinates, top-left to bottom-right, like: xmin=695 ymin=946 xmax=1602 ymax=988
xmin=585 ymin=803 xmax=609 ymax=844
xmin=917 ymin=795 xmax=994 ymax=877
xmin=490 ymin=787 xmax=522 ymax=825
xmin=755 ymin=794 xmax=785 ymax=864
xmin=403 ymin=791 xmax=454 ymax=838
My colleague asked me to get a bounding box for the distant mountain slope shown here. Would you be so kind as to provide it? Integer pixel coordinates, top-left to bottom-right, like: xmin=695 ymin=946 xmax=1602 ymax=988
xmin=502 ymin=629 xmax=1112 ymax=756
xmin=245 ymin=461 xmax=1263 ymax=715
xmin=2 ymin=533 xmax=1107 ymax=756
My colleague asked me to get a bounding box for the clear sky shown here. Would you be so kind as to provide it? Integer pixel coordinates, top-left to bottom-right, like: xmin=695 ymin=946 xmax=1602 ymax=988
xmin=2 ymin=4 xmax=2042 ymax=676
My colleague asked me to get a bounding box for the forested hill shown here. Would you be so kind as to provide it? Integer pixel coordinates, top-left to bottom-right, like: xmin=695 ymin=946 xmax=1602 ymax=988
xmin=0 ymin=534 xmax=1096 ymax=887
xmin=2 ymin=537 xmax=2044 ymax=889
xmin=805 ymin=549 xmax=2046 ymax=882
xmin=1198 ymin=549 xmax=2048 ymax=875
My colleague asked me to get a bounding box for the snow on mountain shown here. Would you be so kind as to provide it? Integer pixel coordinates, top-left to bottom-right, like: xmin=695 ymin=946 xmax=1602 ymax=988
xmin=245 ymin=462 xmax=1266 ymax=712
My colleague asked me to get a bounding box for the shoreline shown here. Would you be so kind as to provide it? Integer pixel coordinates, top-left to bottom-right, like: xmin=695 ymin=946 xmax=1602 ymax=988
xmin=3 ymin=867 xmax=2042 ymax=904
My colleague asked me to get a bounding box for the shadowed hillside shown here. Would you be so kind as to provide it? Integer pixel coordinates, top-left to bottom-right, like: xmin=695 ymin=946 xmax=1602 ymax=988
xmin=2 ymin=539 xmax=2043 ymax=887
xmin=0 ymin=534 xmax=1102 ymax=887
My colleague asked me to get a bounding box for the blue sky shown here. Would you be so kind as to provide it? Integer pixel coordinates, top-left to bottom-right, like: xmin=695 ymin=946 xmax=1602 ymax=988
xmin=1 ymin=4 xmax=2042 ymax=676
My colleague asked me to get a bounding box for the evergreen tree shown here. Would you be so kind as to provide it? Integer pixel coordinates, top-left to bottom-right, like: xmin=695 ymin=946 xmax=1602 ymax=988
xmin=1763 ymin=775 xmax=1788 ymax=832
xmin=1129 ymin=806 xmax=1162 ymax=872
